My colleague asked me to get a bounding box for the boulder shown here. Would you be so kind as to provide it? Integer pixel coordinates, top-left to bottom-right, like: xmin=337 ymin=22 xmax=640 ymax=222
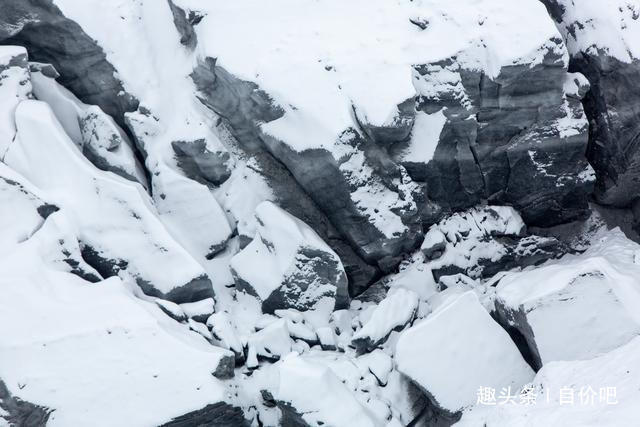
xmin=207 ymin=312 xmax=244 ymax=363
xmin=230 ymin=201 xmax=348 ymax=313
xmin=395 ymin=291 xmax=534 ymax=414
xmin=247 ymin=319 xmax=292 ymax=367
xmin=180 ymin=298 xmax=215 ymax=323
xmin=351 ymin=288 xmax=419 ymax=354
xmin=171 ymin=138 xmax=231 ymax=186
xmin=495 ymin=229 xmax=640 ymax=370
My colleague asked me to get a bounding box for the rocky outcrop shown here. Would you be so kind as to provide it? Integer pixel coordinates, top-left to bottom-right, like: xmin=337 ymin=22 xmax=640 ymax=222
xmin=539 ymin=0 xmax=640 ymax=210
xmin=171 ymin=138 xmax=231 ymax=186
xmin=191 ymin=59 xmax=422 ymax=274
xmin=0 ymin=379 xmax=51 ymax=427
xmin=166 ymin=0 xmax=202 ymax=50
xmin=230 ymin=201 xmax=348 ymax=312
xmin=424 ymin=206 xmax=566 ymax=281
xmin=405 ymin=37 xmax=594 ymax=227
xmin=0 ymin=0 xmax=138 ymax=127
xmin=159 ymin=402 xmax=247 ymax=427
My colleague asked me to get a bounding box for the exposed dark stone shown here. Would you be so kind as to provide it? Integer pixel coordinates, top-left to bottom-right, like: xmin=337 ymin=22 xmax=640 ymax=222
xmin=137 ymin=274 xmax=214 ymax=305
xmin=540 ymin=0 xmax=640 ymax=213
xmin=167 ymin=0 xmax=198 ymax=49
xmin=432 ymin=235 xmax=564 ymax=282
xmin=159 ymin=401 xmax=248 ymax=427
xmin=354 ymin=97 xmax=416 ymax=145
xmin=277 ymin=401 xmax=311 ymax=427
xmin=171 ymin=139 xmax=231 ymax=186
xmin=260 ymin=390 xmax=277 ymax=408
xmin=405 ymin=379 xmax=461 ymax=427
xmin=80 ymin=245 xmax=128 ymax=279
xmin=36 ymin=203 xmax=59 ymax=219
xmin=192 ymin=58 xmax=422 ymax=279
xmin=28 ymin=61 xmax=58 ymax=78
xmin=491 ymin=307 xmax=541 ymax=372
xmin=353 ymin=280 xmax=388 ymax=304
xmin=409 ymin=37 xmax=593 ymax=227
xmin=426 ymin=207 xmax=567 ymax=282
xmin=212 ymin=354 xmax=235 ymax=380
xmin=0 ymin=0 xmax=139 ymax=128
xmin=0 ymin=379 xmax=52 ymax=427
xmin=81 ymin=245 xmax=214 ymax=304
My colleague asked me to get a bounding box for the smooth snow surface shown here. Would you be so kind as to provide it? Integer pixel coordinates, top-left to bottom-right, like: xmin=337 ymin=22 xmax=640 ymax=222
xmin=496 ymin=228 xmax=640 ymax=364
xmin=459 ymin=336 xmax=640 ymax=426
xmin=396 ymin=291 xmax=534 ymax=412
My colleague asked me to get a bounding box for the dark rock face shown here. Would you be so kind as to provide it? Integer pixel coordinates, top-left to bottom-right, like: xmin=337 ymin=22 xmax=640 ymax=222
xmin=211 ymin=354 xmax=235 ymax=380
xmin=192 ymin=58 xmax=422 ymax=276
xmin=355 ymin=97 xmax=416 ymax=145
xmin=493 ymin=301 xmax=543 ymax=371
xmin=540 ymin=0 xmax=640 ymax=209
xmin=408 ymin=38 xmax=593 ymax=227
xmin=250 ymin=148 xmax=378 ymax=296
xmin=424 ymin=206 xmax=566 ymax=282
xmin=166 ymin=0 xmax=199 ymax=50
xmin=0 ymin=0 xmax=138 ymax=127
xmin=0 ymin=379 xmax=52 ymax=427
xmin=81 ymin=245 xmax=214 ymax=304
xmin=171 ymin=139 xmax=232 ymax=186
xmin=159 ymin=401 xmax=248 ymax=427
xmin=194 ymin=61 xmax=379 ymax=295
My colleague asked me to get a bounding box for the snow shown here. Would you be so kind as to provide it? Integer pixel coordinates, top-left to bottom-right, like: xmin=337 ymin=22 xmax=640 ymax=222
xmin=2 ymin=2 xmax=640 ymax=425
xmin=0 ymin=46 xmax=30 ymax=158
xmin=207 ymin=312 xmax=244 ymax=356
xmin=30 ymin=69 xmax=84 ymax=145
xmin=187 ymin=0 xmax=561 ymax=152
xmin=31 ymin=70 xmax=147 ymax=185
xmin=0 ymin=267 xmax=234 ymax=427
xmin=180 ymin=297 xmax=215 ymax=321
xmin=152 ymin=163 xmax=232 ymax=260
xmin=458 ymin=336 xmax=640 ymax=426
xmin=4 ymin=100 xmax=210 ymax=301
xmin=395 ymin=291 xmax=534 ymax=412
xmin=247 ymin=319 xmax=292 ymax=367
xmin=550 ymin=0 xmax=640 ymax=62
xmin=352 ymin=288 xmax=418 ymax=351
xmin=356 ymin=350 xmax=394 ymax=387
xmin=402 ymin=109 xmax=447 ymax=164
xmin=0 ymin=163 xmax=51 ymax=255
xmin=273 ymin=353 xmax=381 ymax=427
